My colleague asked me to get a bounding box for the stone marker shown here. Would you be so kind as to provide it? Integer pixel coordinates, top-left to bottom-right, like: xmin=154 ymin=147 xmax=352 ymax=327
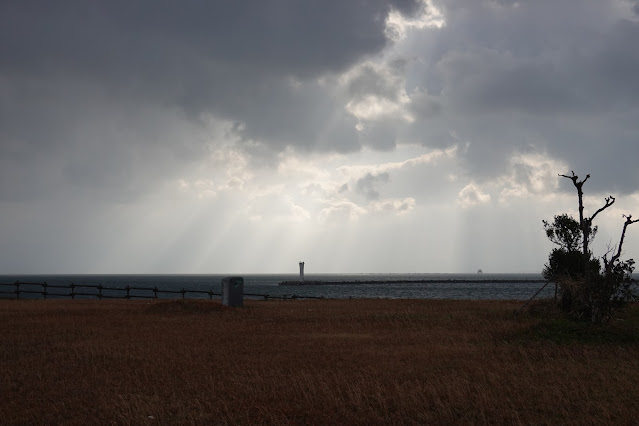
xmin=221 ymin=276 xmax=244 ymax=307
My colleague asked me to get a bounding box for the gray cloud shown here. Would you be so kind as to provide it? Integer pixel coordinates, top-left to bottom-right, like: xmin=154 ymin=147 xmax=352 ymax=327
xmin=346 ymin=62 xmax=405 ymax=102
xmin=4 ymin=0 xmax=639 ymax=274
xmin=1 ymin=1 xmax=404 ymax=79
xmin=228 ymin=79 xmax=360 ymax=154
xmin=1 ymin=0 xmax=638 ymax=200
xmin=356 ymin=172 xmax=390 ymax=200
xmin=402 ymin=0 xmax=639 ymax=192
xmin=0 ymin=0 xmax=419 ymax=202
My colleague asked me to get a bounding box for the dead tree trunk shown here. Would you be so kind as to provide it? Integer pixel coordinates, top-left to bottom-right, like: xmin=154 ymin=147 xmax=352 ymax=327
xmin=560 ymin=171 xmax=615 ymax=274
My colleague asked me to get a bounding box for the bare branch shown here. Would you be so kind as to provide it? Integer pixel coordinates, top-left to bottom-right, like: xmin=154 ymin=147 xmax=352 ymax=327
xmin=602 ymin=243 xmax=615 ymax=269
xmin=610 ymin=214 xmax=639 ymax=266
xmin=560 ymin=171 xmax=590 ymax=186
xmin=589 ymin=195 xmax=615 ymax=222
xmin=623 ymin=213 xmax=639 ymax=225
xmin=559 ymin=172 xmax=578 ymax=185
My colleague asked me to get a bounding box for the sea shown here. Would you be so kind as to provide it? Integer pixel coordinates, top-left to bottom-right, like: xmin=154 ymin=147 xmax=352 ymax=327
xmin=0 ymin=273 xmax=556 ymax=301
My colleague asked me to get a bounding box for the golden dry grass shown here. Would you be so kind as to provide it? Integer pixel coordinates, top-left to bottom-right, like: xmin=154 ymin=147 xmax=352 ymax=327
xmin=1 ymin=298 xmax=639 ymax=425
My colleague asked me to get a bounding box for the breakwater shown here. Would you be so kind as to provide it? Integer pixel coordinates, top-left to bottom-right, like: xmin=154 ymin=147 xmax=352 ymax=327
xmin=279 ymin=279 xmax=548 ymax=286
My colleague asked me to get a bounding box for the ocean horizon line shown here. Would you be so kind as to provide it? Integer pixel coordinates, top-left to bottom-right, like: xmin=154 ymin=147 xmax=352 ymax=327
xmin=0 ymin=271 xmax=544 ymax=276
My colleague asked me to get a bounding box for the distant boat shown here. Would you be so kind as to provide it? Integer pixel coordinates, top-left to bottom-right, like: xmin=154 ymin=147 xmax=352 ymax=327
xmin=477 ymin=269 xmax=483 ymax=274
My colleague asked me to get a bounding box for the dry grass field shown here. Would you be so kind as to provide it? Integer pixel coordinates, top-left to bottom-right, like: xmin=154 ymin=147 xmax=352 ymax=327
xmin=1 ymin=298 xmax=639 ymax=425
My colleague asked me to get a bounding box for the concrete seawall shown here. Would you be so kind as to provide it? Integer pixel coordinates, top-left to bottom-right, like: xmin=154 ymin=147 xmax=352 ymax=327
xmin=279 ymin=279 xmax=548 ymax=286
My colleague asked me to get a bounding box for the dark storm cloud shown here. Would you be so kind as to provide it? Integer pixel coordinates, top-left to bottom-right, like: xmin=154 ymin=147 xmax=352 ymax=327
xmin=0 ymin=82 xmax=207 ymax=202
xmin=0 ymin=0 xmax=419 ymax=201
xmin=405 ymin=0 xmax=639 ymax=193
xmin=1 ymin=1 xmax=403 ymax=78
xmin=2 ymin=0 xmax=639 ymax=203
xmin=224 ymin=79 xmax=360 ymax=154
xmin=0 ymin=0 xmax=422 ymax=114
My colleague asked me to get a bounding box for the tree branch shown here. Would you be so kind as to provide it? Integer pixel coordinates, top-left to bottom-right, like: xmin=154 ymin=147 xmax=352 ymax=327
xmin=559 ymin=171 xmax=590 ymax=187
xmin=589 ymin=195 xmax=615 ymax=222
xmin=559 ymin=172 xmax=578 ymax=185
xmin=610 ymin=214 xmax=639 ymax=266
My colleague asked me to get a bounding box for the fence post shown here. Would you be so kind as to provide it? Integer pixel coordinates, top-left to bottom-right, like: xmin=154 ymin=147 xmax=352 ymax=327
xmin=70 ymin=283 xmax=76 ymax=299
xmin=153 ymin=287 xmax=158 ymax=299
xmin=125 ymin=285 xmax=130 ymax=299
xmin=43 ymin=282 xmax=48 ymax=300
xmin=98 ymin=285 xmax=103 ymax=300
xmin=181 ymin=288 xmax=186 ymax=299
xmin=15 ymin=281 xmax=20 ymax=300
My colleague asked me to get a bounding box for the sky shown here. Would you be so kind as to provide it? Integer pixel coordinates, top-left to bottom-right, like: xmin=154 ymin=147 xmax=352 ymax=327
xmin=1 ymin=0 xmax=639 ymax=274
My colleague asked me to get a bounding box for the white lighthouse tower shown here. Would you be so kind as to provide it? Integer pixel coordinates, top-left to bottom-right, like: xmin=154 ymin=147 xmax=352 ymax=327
xmin=299 ymin=261 xmax=305 ymax=282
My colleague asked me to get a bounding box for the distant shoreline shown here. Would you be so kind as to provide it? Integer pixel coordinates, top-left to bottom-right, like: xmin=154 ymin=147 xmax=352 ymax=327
xmin=279 ymin=279 xmax=549 ymax=286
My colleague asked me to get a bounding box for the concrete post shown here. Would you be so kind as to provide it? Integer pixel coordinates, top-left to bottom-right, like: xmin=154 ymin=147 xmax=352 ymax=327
xmin=221 ymin=277 xmax=244 ymax=307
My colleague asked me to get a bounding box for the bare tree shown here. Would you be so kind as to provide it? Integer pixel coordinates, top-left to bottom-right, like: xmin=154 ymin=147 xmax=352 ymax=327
xmin=543 ymin=172 xmax=638 ymax=322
